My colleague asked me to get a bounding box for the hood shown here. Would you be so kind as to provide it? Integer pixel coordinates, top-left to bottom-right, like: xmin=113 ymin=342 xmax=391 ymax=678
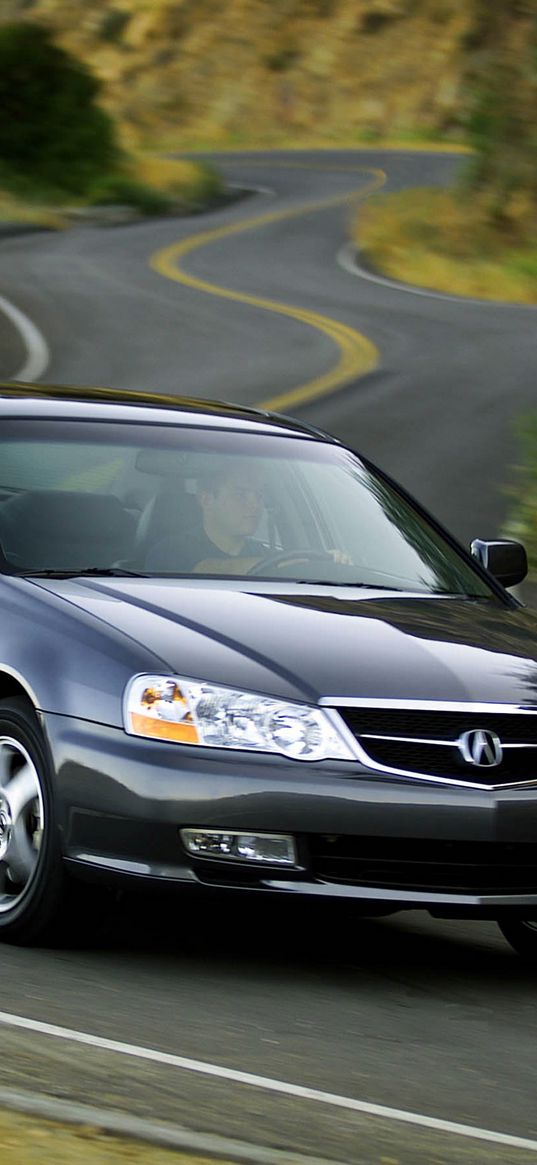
xmin=34 ymin=578 xmax=537 ymax=707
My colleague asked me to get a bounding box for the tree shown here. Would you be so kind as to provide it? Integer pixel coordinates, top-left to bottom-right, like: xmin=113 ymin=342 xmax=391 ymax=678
xmin=465 ymin=0 xmax=537 ymax=237
xmin=0 ymin=22 xmax=121 ymax=196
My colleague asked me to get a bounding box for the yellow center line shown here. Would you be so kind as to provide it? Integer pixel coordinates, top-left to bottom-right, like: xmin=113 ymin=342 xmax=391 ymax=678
xmin=150 ymin=168 xmax=386 ymax=412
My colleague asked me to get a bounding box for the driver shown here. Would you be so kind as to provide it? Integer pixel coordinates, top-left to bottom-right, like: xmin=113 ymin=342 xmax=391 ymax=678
xmin=188 ymin=467 xmax=266 ymax=571
xmin=146 ymin=466 xmax=266 ymax=573
xmin=192 ymin=471 xmax=352 ymax=572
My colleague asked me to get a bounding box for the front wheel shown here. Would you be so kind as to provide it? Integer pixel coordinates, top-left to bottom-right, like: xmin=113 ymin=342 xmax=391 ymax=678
xmin=0 ymin=697 xmax=66 ymax=944
xmin=497 ymin=917 xmax=537 ymax=959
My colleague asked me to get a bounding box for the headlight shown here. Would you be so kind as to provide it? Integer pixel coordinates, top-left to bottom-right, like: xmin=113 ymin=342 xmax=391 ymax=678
xmin=124 ymin=674 xmax=354 ymax=761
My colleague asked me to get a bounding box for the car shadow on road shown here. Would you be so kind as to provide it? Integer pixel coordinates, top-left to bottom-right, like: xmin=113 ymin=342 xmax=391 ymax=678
xmin=88 ymin=887 xmax=535 ymax=991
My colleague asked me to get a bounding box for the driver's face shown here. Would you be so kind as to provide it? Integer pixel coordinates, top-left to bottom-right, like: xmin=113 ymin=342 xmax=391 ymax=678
xmin=201 ymin=472 xmax=264 ymax=539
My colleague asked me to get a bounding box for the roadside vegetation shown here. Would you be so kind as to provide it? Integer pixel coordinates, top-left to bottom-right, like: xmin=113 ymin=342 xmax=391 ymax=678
xmin=357 ymin=2 xmax=537 ymax=304
xmin=358 ymin=188 xmax=537 ymax=304
xmin=2 ymin=0 xmax=476 ymax=149
xmin=0 ymin=23 xmax=220 ymax=228
xmin=504 ymin=416 xmax=537 ymax=582
xmin=0 ymin=1106 xmax=226 ymax=1165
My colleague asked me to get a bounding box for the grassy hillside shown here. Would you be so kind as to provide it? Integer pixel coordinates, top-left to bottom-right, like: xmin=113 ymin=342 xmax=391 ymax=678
xmin=2 ymin=0 xmax=474 ymax=147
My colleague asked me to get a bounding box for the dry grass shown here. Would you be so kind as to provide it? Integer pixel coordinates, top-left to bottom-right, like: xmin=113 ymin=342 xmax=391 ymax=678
xmin=84 ymin=150 xmax=222 ymax=213
xmin=0 ymin=155 xmax=219 ymax=226
xmin=357 ymin=188 xmax=537 ymax=304
xmin=0 ymin=190 xmax=67 ymax=229
xmin=130 ymin=155 xmax=206 ymax=196
xmin=16 ymin=0 xmax=474 ymax=147
xmin=0 ymin=1108 xmax=231 ymax=1165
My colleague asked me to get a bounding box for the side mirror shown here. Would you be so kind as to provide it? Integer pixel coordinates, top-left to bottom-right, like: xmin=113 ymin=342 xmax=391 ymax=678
xmin=471 ymin=538 xmax=528 ymax=588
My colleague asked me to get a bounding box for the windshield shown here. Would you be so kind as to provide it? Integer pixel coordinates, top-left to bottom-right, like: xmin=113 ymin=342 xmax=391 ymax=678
xmin=0 ymin=419 xmax=491 ymax=595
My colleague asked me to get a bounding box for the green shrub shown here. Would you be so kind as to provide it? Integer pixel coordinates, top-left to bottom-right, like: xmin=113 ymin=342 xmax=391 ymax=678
xmin=506 ymin=415 xmax=537 ymax=580
xmin=0 ymin=22 xmax=121 ymax=197
xmin=506 ymin=251 xmax=537 ymax=284
xmin=98 ymin=10 xmax=131 ymax=44
xmin=462 ymin=2 xmax=537 ymax=237
xmin=88 ymin=174 xmax=174 ymax=215
xmin=264 ymin=45 xmax=299 ymax=73
xmin=89 ymin=163 xmax=221 ymax=215
xmin=183 ymin=163 xmax=223 ymax=209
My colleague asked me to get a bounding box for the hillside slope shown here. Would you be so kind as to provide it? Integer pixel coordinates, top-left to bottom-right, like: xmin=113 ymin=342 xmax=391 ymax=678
xmin=3 ymin=1 xmax=474 ymax=145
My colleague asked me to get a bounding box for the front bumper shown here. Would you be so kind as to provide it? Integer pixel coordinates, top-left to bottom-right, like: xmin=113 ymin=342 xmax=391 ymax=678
xmin=46 ymin=713 xmax=537 ymax=915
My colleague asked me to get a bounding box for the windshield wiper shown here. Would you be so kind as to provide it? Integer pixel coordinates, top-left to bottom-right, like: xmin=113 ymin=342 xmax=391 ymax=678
xmin=24 ymin=567 xmax=148 ymax=579
xmin=284 ymin=579 xmax=408 ymax=590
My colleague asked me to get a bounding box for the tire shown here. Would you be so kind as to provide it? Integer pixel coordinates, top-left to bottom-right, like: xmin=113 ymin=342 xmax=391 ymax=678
xmin=497 ymin=917 xmax=537 ymax=960
xmin=0 ymin=696 xmax=66 ymax=944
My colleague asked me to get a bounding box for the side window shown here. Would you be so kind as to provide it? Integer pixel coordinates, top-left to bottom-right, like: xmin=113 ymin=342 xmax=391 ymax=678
xmin=0 ymin=442 xmax=130 ymax=494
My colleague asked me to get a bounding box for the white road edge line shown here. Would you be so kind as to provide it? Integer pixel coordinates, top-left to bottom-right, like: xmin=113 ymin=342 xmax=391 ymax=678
xmin=227 ymin=183 xmax=276 ymax=197
xmin=0 ymin=1009 xmax=536 ymax=1154
xmin=0 ymin=292 xmax=49 ymax=381
xmin=337 ymin=240 xmax=535 ymax=311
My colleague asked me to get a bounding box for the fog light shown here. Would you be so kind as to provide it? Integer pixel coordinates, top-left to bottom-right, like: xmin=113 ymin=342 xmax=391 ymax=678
xmin=180 ymin=829 xmax=297 ymax=866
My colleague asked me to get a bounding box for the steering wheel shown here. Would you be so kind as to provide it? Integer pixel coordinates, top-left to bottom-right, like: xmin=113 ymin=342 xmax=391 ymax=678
xmin=247 ymin=549 xmax=333 ymax=575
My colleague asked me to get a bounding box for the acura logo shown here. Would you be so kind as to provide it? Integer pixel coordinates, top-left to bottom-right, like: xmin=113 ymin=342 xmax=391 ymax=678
xmin=458 ymin=729 xmax=503 ymax=768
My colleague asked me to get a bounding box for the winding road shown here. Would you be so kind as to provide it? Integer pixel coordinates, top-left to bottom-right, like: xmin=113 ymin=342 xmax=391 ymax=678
xmin=0 ymin=150 xmax=537 ymax=1164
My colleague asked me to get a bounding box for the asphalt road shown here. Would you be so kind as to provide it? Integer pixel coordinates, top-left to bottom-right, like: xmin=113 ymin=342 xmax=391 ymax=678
xmin=0 ymin=150 xmax=537 ymax=1163
xmin=0 ymin=903 xmax=537 ymax=1165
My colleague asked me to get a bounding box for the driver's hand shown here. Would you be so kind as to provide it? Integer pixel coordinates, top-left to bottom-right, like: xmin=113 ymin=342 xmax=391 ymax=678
xmin=193 ymin=556 xmax=262 ymax=574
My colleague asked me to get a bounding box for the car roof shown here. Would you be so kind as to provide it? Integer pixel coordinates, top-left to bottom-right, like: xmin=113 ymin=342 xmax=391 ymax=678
xmin=0 ymin=381 xmax=335 ymax=442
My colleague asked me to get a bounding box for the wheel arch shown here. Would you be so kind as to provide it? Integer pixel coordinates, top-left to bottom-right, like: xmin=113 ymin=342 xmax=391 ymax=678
xmin=0 ymin=668 xmax=41 ymax=719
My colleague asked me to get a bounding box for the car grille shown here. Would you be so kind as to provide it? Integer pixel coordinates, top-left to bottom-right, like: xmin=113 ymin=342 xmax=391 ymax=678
xmin=336 ymin=707 xmax=537 ymax=787
xmin=309 ymin=835 xmax=537 ymax=894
